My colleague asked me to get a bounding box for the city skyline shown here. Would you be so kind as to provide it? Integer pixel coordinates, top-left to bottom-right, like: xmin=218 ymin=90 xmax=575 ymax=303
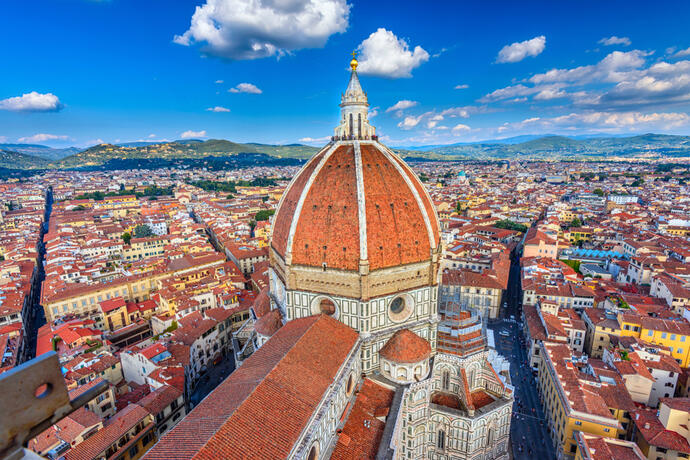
xmin=3 ymin=0 xmax=690 ymax=148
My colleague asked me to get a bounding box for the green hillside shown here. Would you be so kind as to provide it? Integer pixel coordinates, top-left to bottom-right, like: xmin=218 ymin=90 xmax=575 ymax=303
xmin=0 ymin=150 xmax=50 ymax=169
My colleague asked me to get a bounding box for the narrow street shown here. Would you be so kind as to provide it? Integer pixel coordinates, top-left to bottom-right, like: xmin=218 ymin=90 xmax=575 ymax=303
xmin=489 ymin=251 xmax=556 ymax=460
xmin=188 ymin=352 xmax=236 ymax=409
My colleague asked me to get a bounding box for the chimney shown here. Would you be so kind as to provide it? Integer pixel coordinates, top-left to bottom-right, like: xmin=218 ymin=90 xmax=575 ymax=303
xmin=644 ymin=423 xmax=650 ymax=429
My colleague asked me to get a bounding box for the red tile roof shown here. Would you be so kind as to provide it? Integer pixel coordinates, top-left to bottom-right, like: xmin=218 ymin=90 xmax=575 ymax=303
xmin=331 ymin=379 xmax=395 ymax=460
xmin=145 ymin=314 xmax=359 ymax=460
xmin=271 ymin=143 xmax=439 ymax=271
xmin=379 ymin=329 xmax=431 ymax=364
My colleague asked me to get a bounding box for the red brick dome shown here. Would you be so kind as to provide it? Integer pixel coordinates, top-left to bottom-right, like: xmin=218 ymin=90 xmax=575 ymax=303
xmin=271 ymin=142 xmax=440 ymax=272
xmin=379 ymin=329 xmax=431 ymax=364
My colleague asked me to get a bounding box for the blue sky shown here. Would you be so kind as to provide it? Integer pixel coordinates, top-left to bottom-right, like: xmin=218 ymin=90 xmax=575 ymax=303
xmin=2 ymin=0 xmax=690 ymax=147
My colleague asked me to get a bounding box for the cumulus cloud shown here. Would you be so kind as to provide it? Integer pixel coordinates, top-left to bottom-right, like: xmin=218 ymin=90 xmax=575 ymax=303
xmin=452 ymin=123 xmax=471 ymax=132
xmin=398 ymin=115 xmax=424 ymax=130
xmin=534 ymin=88 xmax=568 ymax=100
xmin=180 ymin=130 xmax=207 ymax=139
xmin=0 ymin=136 xmax=7 ymax=143
xmin=386 ymin=100 xmax=418 ymax=116
xmin=454 ymin=84 xmax=469 ymax=89
xmin=356 ymin=28 xmax=429 ymax=78
xmin=496 ymin=36 xmax=545 ymax=63
xmin=529 ymin=50 xmax=648 ymax=85
xmin=599 ymin=36 xmax=631 ymax=46
xmin=174 ymin=0 xmax=350 ymax=60
xmin=368 ymin=106 xmax=379 ymax=118
xmin=229 ymin=83 xmax=262 ymax=94
xmin=481 ymin=50 xmax=673 ymax=109
xmin=206 ymin=106 xmax=231 ymax=112
xmin=215 ymin=79 xmax=224 ymax=84
xmin=591 ymin=59 xmax=690 ymax=108
xmin=0 ymin=92 xmax=63 ymax=112
xmin=18 ymin=133 xmax=70 ymax=143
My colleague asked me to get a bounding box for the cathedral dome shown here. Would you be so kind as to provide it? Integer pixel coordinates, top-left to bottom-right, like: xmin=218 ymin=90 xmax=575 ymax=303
xmin=271 ymin=141 xmax=440 ymax=272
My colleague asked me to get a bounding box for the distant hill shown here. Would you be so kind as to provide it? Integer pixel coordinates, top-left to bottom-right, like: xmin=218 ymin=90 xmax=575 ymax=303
xmin=52 ymin=139 xmax=321 ymax=168
xmin=415 ymin=133 xmax=690 ymax=159
xmin=0 ymin=143 xmax=80 ymax=160
xmin=2 ymin=134 xmax=690 ymax=170
xmin=0 ymin=150 xmax=50 ymax=169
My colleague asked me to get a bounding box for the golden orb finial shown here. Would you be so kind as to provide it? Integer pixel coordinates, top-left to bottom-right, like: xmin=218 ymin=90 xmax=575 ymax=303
xmin=350 ymin=50 xmax=358 ymax=71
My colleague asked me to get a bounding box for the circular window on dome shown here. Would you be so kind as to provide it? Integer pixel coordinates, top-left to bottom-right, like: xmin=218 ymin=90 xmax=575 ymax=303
xmin=388 ymin=295 xmax=413 ymax=322
xmin=319 ymin=298 xmax=336 ymax=316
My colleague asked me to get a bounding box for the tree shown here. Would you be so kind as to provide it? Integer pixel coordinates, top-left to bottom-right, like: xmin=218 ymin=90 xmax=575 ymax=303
xmin=226 ymin=194 xmax=234 ymax=199
xmin=122 ymin=232 xmax=132 ymax=245
xmin=592 ymin=188 xmax=604 ymax=197
xmin=419 ymin=172 xmax=429 ymax=183
xmin=494 ymin=219 xmax=528 ymax=233
xmin=570 ymin=218 xmax=582 ymax=228
xmin=254 ymin=209 xmax=275 ymax=221
xmin=133 ymin=224 xmax=154 ymax=238
xmin=631 ymin=179 xmax=644 ymax=187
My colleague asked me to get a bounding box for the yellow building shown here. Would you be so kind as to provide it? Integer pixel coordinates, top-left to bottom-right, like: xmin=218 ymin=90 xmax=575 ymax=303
xmin=568 ymin=227 xmax=593 ymax=244
xmin=618 ymin=313 xmax=690 ymax=367
xmin=582 ymin=309 xmax=622 ymax=358
xmin=124 ymin=236 xmax=167 ymax=261
xmin=63 ymin=404 xmax=156 ymax=460
xmin=538 ymin=342 xmax=631 ymax=456
xmin=99 ymin=297 xmax=131 ymax=332
xmin=42 ymin=253 xmax=225 ymax=323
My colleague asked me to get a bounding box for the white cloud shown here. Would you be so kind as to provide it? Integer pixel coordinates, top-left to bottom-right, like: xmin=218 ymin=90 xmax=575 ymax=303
xmin=0 ymin=136 xmax=8 ymax=143
xmin=215 ymin=79 xmax=224 ymax=84
xmin=299 ymin=136 xmax=331 ymax=143
xmin=368 ymin=106 xmax=379 ymax=118
xmin=386 ymin=100 xmax=418 ymax=116
xmin=0 ymin=91 xmax=63 ymax=112
xmin=534 ymin=88 xmax=567 ymax=100
xmin=398 ymin=115 xmax=424 ymax=130
xmin=229 ymin=83 xmax=262 ymax=94
xmin=496 ymin=36 xmax=545 ymax=63
xmin=454 ymin=84 xmax=469 ymax=89
xmin=174 ymin=0 xmax=350 ymax=60
xmin=599 ymin=36 xmax=631 ymax=46
xmin=529 ymin=50 xmax=648 ymax=85
xmin=18 ymin=133 xmax=69 ymax=143
xmin=356 ymin=28 xmax=429 ymax=78
xmin=148 ymin=134 xmax=156 ymax=138
xmin=481 ymin=50 xmax=673 ymax=109
xmin=495 ymin=111 xmax=690 ymax=135
xmin=206 ymin=106 xmax=231 ymax=112
xmin=672 ymin=47 xmax=690 ymax=58
xmin=180 ymin=130 xmax=207 ymax=139
xmin=452 ymin=123 xmax=470 ymax=132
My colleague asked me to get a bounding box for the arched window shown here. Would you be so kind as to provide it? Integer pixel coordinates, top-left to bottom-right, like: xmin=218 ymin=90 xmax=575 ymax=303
xmin=442 ymin=370 xmax=450 ymax=390
xmin=437 ymin=430 xmax=445 ymax=450
xmin=358 ymin=113 xmax=362 ymax=138
xmin=346 ymin=374 xmax=355 ymax=396
xmin=349 ymin=113 xmax=353 ymax=137
xmin=307 ymin=442 xmax=319 ymax=460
